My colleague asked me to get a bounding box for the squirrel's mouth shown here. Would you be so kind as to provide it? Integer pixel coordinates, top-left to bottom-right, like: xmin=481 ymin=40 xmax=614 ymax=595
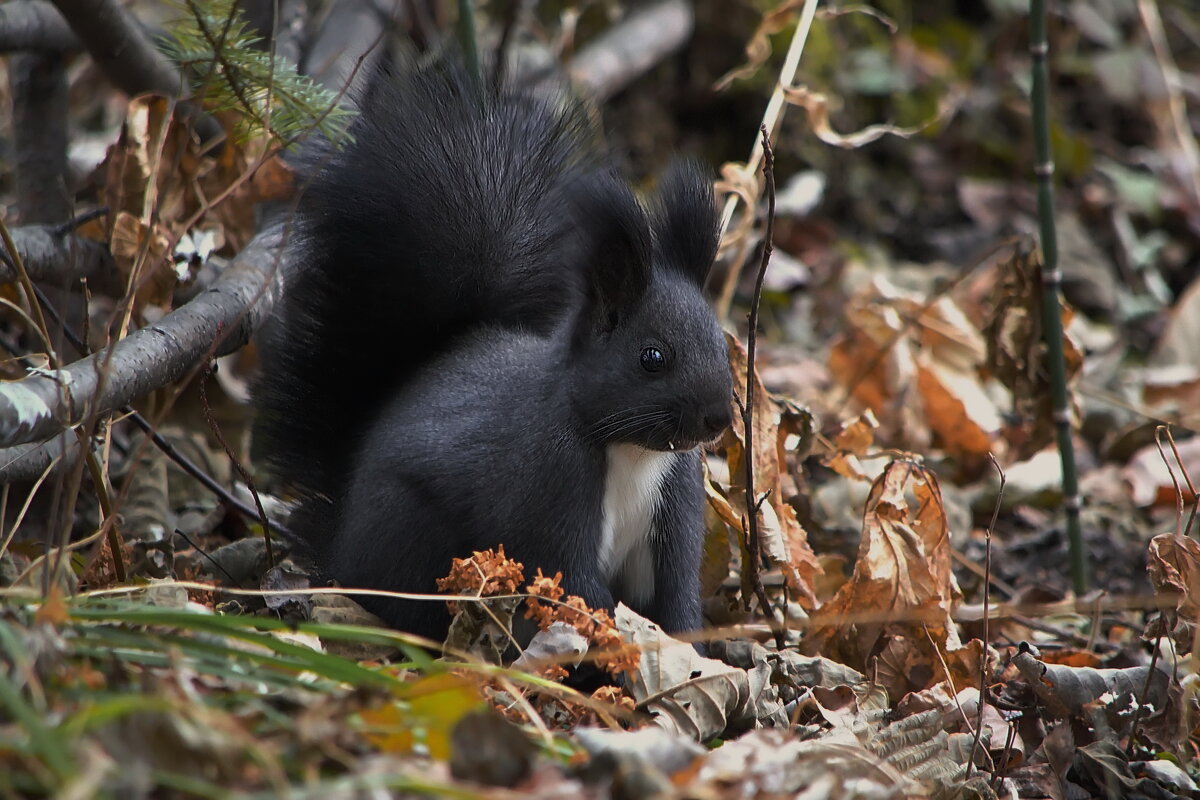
xmin=660 ymin=430 xmax=724 ymax=453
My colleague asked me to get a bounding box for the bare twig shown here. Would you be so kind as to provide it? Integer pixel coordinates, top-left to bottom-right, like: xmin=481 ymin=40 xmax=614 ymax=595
xmin=8 ymin=281 xmax=284 ymax=530
xmin=0 ymin=219 xmax=60 ymax=373
xmin=1154 ymin=426 xmax=1185 ymax=538
xmin=969 ymin=453 xmax=1005 ymax=777
xmin=1125 ymin=634 xmax=1164 ymax=758
xmin=0 ymin=225 xmax=283 ymax=449
xmin=199 ymin=354 xmax=275 ymax=566
xmin=47 ymin=0 xmax=221 ymax=143
xmin=9 ymin=50 xmax=69 ymax=226
xmin=1137 ymin=0 xmax=1200 ymax=227
xmin=715 ymin=0 xmax=819 ymax=319
xmin=272 ymin=0 xmax=308 ymax=69
xmin=742 ymin=126 xmax=786 ymax=650
xmin=1160 ymin=426 xmax=1199 ymax=538
xmin=0 ymin=225 xmax=115 ymax=290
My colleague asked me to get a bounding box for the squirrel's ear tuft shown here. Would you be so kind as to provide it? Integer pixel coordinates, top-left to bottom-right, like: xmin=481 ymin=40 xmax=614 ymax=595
xmin=650 ymin=161 xmax=720 ymax=287
xmin=572 ymin=172 xmax=652 ymax=333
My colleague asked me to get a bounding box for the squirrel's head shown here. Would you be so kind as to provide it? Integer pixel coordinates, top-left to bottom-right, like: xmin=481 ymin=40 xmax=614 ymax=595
xmin=569 ymin=163 xmax=733 ymax=452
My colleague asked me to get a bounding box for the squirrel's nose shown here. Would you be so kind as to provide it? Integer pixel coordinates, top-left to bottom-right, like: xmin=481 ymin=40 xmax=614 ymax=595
xmin=701 ymin=403 xmax=733 ymax=438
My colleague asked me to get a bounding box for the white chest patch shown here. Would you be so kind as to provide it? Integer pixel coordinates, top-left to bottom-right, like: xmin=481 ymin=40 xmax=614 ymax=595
xmin=598 ymin=444 xmax=675 ymax=603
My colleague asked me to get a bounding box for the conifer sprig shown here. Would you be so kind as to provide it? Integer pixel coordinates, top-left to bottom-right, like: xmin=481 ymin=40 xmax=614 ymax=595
xmin=160 ymin=0 xmax=354 ymax=146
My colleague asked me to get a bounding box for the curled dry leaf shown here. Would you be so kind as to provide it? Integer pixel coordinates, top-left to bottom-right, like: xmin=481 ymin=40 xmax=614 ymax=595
xmin=823 ymin=410 xmax=879 ymax=481
xmin=1145 ymin=533 xmax=1200 ymax=654
xmin=984 ymin=244 xmax=1084 ymax=460
xmin=713 ymin=0 xmax=805 ymax=91
xmin=714 ymin=2 xmax=897 ymax=92
xmin=829 ymin=276 xmax=1004 ymax=468
xmin=804 ymin=460 xmax=961 ymax=677
xmin=783 ymin=83 xmax=963 ymax=149
xmin=691 ymin=729 xmax=919 ymax=799
xmin=102 ymin=95 xmax=277 ymax=315
xmin=615 ymin=604 xmax=787 ymax=741
xmin=718 ymin=332 xmax=821 ymax=608
xmin=714 ymin=161 xmax=761 ymax=258
xmin=1011 ymin=646 xmax=1173 ymax=727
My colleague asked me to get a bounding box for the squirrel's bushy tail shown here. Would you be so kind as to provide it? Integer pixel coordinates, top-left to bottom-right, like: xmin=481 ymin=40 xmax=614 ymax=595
xmin=255 ymin=58 xmax=599 ymax=500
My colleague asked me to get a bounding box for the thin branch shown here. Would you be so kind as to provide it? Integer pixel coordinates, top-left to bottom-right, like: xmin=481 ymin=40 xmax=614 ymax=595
xmin=47 ymin=0 xmax=222 ymax=143
xmin=1125 ymin=634 xmax=1164 ymax=758
xmin=1160 ymin=426 xmax=1199 ymax=538
xmin=9 ymin=50 xmax=70 ymax=225
xmin=0 ymin=225 xmax=116 ymax=290
xmin=567 ymin=0 xmax=694 ymax=102
xmin=715 ymin=0 xmax=819 ymax=319
xmin=743 ymin=126 xmax=786 ymax=650
xmin=199 ymin=356 xmax=275 ymax=565
xmin=0 ymin=281 xmax=284 ymax=531
xmin=0 ymin=1 xmax=79 ymax=52
xmin=272 ymin=0 xmax=308 ymax=69
xmin=0 ymin=225 xmax=284 ymax=450
xmin=968 ymin=453 xmax=1005 ymax=778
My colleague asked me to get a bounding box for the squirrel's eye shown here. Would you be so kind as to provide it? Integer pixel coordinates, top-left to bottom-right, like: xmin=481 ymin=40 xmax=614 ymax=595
xmin=640 ymin=347 xmax=666 ymax=372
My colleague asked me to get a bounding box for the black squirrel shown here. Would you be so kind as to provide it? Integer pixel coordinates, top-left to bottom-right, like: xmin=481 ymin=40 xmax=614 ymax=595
xmin=255 ymin=57 xmax=733 ymax=642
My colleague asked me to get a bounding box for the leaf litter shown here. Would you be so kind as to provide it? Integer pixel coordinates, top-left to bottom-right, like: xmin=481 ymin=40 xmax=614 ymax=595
xmin=5 ymin=2 xmax=1200 ymax=798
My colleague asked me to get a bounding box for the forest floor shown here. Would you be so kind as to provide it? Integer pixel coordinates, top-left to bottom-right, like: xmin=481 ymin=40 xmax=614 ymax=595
xmin=2 ymin=1 xmax=1200 ymax=797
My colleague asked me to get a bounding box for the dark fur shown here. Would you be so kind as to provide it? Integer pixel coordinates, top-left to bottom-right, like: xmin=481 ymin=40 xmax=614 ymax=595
xmin=255 ymin=57 xmax=731 ymax=641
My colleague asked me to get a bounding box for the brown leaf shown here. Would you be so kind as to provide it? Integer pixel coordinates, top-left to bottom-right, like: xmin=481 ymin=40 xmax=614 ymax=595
xmin=722 ymin=332 xmax=822 ymax=608
xmin=804 ymin=461 xmax=959 ymax=672
xmin=100 ymin=94 xmax=270 ymax=316
xmin=1122 ymin=436 xmax=1200 ymax=508
xmin=783 ymin=83 xmax=962 ymax=149
xmin=713 ymin=0 xmax=804 ymax=91
xmin=1146 ymin=533 xmax=1200 ymax=654
xmin=984 ymin=244 xmax=1084 ymax=460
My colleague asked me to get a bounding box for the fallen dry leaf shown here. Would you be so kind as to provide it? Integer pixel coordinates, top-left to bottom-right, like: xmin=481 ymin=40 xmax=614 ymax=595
xmin=1122 ymin=435 xmax=1200 ymax=508
xmin=984 ymin=244 xmax=1084 ymax=460
xmin=1146 ymin=533 xmax=1200 ymax=655
xmin=616 ymin=604 xmax=787 ymax=741
xmin=720 ymin=332 xmax=822 ymax=607
xmin=804 ymin=460 xmax=961 ymax=678
xmin=784 ymin=83 xmax=962 ymax=149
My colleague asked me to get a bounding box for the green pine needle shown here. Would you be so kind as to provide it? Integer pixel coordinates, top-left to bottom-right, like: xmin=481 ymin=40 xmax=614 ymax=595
xmin=159 ymin=0 xmax=355 ymax=146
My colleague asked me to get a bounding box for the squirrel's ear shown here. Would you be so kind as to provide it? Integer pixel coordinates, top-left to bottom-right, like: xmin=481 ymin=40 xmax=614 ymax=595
xmin=650 ymin=161 xmax=720 ymax=287
xmin=572 ymin=173 xmax=652 ymax=333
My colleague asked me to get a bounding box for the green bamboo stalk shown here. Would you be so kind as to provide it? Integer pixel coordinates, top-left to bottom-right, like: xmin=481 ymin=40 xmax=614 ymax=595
xmin=456 ymin=0 xmax=481 ymax=85
xmin=1030 ymin=0 xmax=1087 ymax=594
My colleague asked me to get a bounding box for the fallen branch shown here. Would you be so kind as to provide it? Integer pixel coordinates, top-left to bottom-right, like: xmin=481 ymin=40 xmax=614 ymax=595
xmin=0 ymin=225 xmax=115 ymax=289
xmin=0 ymin=433 xmax=71 ymax=484
xmin=0 ymin=224 xmax=284 ymax=450
xmin=0 ymin=1 xmax=78 ymax=52
xmin=568 ymin=0 xmax=694 ymax=102
xmin=48 ymin=0 xmax=222 ymax=143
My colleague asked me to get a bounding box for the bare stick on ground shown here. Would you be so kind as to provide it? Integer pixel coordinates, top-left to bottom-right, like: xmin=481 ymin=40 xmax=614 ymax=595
xmin=0 ymin=225 xmax=284 ymax=450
